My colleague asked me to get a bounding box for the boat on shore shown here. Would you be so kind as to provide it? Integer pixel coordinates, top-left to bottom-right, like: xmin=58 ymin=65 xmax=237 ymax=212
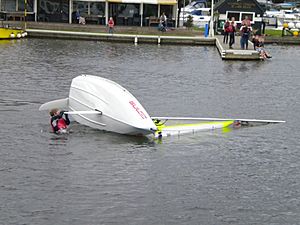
xmin=0 ymin=26 xmax=27 ymax=39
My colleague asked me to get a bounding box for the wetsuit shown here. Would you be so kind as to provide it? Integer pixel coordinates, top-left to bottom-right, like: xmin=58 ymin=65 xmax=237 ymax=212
xmin=50 ymin=111 xmax=70 ymax=134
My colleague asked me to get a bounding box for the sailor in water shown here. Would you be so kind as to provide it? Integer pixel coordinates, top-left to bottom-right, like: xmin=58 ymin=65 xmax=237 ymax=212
xmin=49 ymin=108 xmax=70 ymax=134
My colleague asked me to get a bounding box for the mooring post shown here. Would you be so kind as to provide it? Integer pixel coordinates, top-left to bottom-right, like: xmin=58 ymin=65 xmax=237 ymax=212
xmin=134 ymin=36 xmax=138 ymax=44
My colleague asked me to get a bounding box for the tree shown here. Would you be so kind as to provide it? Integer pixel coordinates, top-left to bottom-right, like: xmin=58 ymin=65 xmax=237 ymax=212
xmin=185 ymin=15 xmax=193 ymax=28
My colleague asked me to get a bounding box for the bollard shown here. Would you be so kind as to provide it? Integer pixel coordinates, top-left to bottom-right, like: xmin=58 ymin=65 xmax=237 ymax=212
xmin=134 ymin=36 xmax=138 ymax=44
xmin=158 ymin=36 xmax=161 ymax=45
xmin=204 ymin=24 xmax=209 ymax=37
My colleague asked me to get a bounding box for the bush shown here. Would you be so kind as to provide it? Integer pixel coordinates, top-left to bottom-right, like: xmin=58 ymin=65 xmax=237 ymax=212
xmin=185 ymin=15 xmax=193 ymax=28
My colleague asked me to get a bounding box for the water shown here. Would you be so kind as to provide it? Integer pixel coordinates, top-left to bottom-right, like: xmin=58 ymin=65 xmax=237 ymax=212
xmin=0 ymin=39 xmax=299 ymax=225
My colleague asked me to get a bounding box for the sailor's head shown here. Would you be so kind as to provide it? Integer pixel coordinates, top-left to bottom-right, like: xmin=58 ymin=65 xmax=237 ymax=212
xmin=50 ymin=108 xmax=60 ymax=116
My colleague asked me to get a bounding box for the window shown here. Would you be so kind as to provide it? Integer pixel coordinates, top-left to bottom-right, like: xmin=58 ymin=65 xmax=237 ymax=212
xmin=38 ymin=0 xmax=69 ymax=23
xmin=241 ymin=12 xmax=254 ymax=22
xmin=193 ymin=2 xmax=206 ymax=9
xmin=90 ymin=2 xmax=105 ymax=16
xmin=227 ymin=11 xmax=240 ymax=21
xmin=18 ymin=0 xmax=25 ymax=11
xmin=226 ymin=11 xmax=255 ymax=23
xmin=143 ymin=4 xmax=158 ymax=17
xmin=160 ymin=5 xmax=172 ymax=19
xmin=117 ymin=4 xmax=139 ymax=18
xmin=1 ymin=0 xmax=16 ymax=11
xmin=1 ymin=0 xmax=33 ymax=12
xmin=73 ymin=1 xmax=88 ymax=16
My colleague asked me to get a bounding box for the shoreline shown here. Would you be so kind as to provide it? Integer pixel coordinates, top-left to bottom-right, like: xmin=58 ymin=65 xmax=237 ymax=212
xmin=2 ymin=21 xmax=300 ymax=45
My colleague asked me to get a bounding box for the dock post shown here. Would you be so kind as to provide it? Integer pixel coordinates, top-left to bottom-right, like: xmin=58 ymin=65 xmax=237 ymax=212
xmin=158 ymin=36 xmax=161 ymax=44
xmin=134 ymin=36 xmax=138 ymax=44
xmin=204 ymin=24 xmax=209 ymax=37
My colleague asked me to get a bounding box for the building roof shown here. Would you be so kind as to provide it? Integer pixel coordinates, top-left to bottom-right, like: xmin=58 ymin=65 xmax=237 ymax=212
xmin=74 ymin=0 xmax=177 ymax=4
xmin=214 ymin=0 xmax=265 ymax=13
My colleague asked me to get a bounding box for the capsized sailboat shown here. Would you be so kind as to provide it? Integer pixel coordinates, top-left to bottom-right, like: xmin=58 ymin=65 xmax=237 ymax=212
xmin=39 ymin=75 xmax=285 ymax=137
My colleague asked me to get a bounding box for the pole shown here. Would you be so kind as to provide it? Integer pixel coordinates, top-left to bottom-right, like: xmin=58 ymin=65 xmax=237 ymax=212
xmin=34 ymin=0 xmax=37 ymax=21
xmin=209 ymin=0 xmax=214 ymax=37
xmin=140 ymin=3 xmax=143 ymax=27
xmin=69 ymin=0 xmax=72 ymax=24
xmin=105 ymin=1 xmax=108 ymax=25
xmin=24 ymin=0 xmax=27 ymax=30
xmin=183 ymin=0 xmax=185 ymax=26
xmin=174 ymin=3 xmax=178 ymax=28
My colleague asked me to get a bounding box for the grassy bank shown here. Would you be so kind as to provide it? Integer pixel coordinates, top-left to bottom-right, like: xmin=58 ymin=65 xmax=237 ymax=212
xmin=265 ymin=29 xmax=282 ymax=37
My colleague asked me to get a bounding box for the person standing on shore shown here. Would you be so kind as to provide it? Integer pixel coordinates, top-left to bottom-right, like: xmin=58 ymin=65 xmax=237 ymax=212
xmin=228 ymin=20 xmax=236 ymax=49
xmin=223 ymin=19 xmax=230 ymax=44
xmin=242 ymin=16 xmax=251 ymax=27
xmin=240 ymin=24 xmax=252 ymax=50
xmin=108 ymin=17 xmax=114 ymax=34
xmin=159 ymin=12 xmax=167 ymax=32
xmin=76 ymin=9 xmax=86 ymax=25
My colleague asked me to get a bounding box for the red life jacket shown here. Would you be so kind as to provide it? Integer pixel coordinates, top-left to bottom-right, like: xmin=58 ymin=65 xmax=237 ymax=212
xmin=224 ymin=22 xmax=230 ymax=32
xmin=57 ymin=118 xmax=68 ymax=130
xmin=228 ymin=25 xmax=234 ymax=33
xmin=108 ymin=19 xmax=114 ymax=28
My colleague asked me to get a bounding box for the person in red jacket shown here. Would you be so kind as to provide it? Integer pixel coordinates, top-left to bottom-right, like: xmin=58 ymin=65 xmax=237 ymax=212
xmin=108 ymin=17 xmax=114 ymax=34
xmin=223 ymin=19 xmax=230 ymax=44
xmin=50 ymin=108 xmax=70 ymax=134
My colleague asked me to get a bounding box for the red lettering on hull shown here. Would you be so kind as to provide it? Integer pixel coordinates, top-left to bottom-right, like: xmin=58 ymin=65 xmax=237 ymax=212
xmin=129 ymin=101 xmax=147 ymax=119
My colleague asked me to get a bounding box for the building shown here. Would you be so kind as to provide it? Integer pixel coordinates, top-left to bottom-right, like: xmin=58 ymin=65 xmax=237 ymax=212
xmin=0 ymin=0 xmax=178 ymax=27
xmin=214 ymin=0 xmax=265 ymax=34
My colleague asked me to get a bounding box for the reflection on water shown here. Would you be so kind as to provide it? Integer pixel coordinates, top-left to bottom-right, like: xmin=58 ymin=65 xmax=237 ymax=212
xmin=0 ymin=39 xmax=299 ymax=225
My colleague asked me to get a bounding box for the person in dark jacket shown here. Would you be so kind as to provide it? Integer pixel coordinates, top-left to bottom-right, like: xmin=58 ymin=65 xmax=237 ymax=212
xmin=240 ymin=24 xmax=252 ymax=50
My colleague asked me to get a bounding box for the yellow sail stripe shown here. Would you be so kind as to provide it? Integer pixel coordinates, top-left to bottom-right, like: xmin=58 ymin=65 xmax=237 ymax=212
xmin=154 ymin=120 xmax=234 ymax=136
xmin=161 ymin=120 xmax=234 ymax=129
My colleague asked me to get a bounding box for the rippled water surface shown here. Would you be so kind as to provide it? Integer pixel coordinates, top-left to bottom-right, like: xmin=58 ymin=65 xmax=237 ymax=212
xmin=0 ymin=39 xmax=299 ymax=225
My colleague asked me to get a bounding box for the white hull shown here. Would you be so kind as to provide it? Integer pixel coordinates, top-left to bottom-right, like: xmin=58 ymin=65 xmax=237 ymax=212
xmin=68 ymin=100 xmax=153 ymax=135
xmin=68 ymin=75 xmax=157 ymax=135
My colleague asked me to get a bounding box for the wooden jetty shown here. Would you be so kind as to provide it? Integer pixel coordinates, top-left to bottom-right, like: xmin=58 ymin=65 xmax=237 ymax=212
xmin=24 ymin=24 xmax=263 ymax=60
xmin=215 ymin=35 xmax=262 ymax=60
xmin=25 ymin=29 xmax=215 ymax=45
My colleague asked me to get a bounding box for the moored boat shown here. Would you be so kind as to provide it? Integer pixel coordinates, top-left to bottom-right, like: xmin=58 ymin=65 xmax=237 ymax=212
xmin=0 ymin=27 xmax=27 ymax=39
